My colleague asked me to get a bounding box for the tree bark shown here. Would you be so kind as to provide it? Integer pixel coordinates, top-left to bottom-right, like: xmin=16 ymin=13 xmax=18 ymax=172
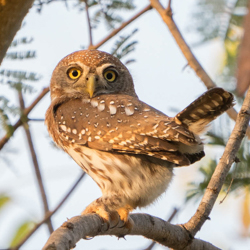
xmin=0 ymin=0 xmax=34 ymax=65
xmin=42 ymin=213 xmax=220 ymax=250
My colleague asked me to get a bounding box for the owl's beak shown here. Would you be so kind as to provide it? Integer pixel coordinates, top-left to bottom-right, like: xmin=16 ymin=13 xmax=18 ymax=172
xmin=86 ymin=75 xmax=96 ymax=98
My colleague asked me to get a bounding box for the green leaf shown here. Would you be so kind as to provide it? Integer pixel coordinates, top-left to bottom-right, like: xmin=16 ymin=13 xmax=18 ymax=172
xmin=9 ymin=221 xmax=35 ymax=248
xmin=0 ymin=195 xmax=11 ymax=210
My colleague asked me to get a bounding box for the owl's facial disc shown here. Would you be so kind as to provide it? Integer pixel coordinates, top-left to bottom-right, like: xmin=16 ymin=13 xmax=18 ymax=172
xmin=83 ymin=65 xmax=119 ymax=98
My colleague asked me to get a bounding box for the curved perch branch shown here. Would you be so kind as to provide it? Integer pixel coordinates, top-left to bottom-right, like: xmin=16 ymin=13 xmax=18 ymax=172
xmin=42 ymin=213 xmax=220 ymax=250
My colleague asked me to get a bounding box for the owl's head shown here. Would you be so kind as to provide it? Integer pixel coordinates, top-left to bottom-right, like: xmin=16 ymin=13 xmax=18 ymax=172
xmin=50 ymin=50 xmax=137 ymax=101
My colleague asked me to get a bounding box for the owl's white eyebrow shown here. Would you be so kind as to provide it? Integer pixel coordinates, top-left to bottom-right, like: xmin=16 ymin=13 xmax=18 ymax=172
xmin=96 ymin=63 xmax=116 ymax=75
xmin=68 ymin=62 xmax=86 ymax=68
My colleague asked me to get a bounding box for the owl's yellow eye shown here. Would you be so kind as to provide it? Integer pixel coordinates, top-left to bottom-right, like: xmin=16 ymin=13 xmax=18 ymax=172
xmin=104 ymin=70 xmax=117 ymax=82
xmin=67 ymin=68 xmax=81 ymax=80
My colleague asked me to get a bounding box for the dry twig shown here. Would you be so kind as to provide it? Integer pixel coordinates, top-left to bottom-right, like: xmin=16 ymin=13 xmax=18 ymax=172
xmin=18 ymin=90 xmax=54 ymax=233
xmin=90 ymin=4 xmax=152 ymax=50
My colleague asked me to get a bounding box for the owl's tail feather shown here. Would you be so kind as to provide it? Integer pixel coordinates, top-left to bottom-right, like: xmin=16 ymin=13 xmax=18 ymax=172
xmin=175 ymin=87 xmax=234 ymax=134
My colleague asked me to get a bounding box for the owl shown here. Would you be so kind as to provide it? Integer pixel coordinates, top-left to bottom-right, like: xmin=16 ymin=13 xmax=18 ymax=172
xmin=45 ymin=50 xmax=233 ymax=230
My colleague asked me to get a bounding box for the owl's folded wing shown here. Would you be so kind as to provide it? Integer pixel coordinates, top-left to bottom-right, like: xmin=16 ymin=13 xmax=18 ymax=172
xmin=52 ymin=95 xmax=203 ymax=166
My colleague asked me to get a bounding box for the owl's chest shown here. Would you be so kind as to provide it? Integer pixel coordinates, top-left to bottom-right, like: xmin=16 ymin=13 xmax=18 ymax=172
xmin=65 ymin=144 xmax=173 ymax=208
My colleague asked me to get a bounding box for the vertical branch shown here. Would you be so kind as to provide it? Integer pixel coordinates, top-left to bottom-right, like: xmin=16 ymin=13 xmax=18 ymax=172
xmin=18 ymin=90 xmax=54 ymax=234
xmin=12 ymin=172 xmax=85 ymax=250
xmin=84 ymin=0 xmax=93 ymax=48
xmin=0 ymin=87 xmax=49 ymax=151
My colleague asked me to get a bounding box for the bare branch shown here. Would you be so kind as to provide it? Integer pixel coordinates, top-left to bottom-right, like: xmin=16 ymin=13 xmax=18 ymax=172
xmin=11 ymin=172 xmax=85 ymax=250
xmin=18 ymin=90 xmax=53 ymax=234
xmin=0 ymin=87 xmax=49 ymax=151
xmin=84 ymin=0 xmax=93 ymax=47
xmin=149 ymin=0 xmax=250 ymax=138
xmin=91 ymin=4 xmax=152 ymax=50
xmin=42 ymin=213 xmax=220 ymax=250
xmin=144 ymin=207 xmax=178 ymax=250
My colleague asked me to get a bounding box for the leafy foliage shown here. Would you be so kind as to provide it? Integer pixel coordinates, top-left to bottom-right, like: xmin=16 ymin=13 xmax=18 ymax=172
xmin=9 ymin=221 xmax=35 ymax=248
xmin=0 ymin=194 xmax=11 ymax=210
xmin=189 ymin=0 xmax=248 ymax=87
xmin=0 ymin=37 xmax=41 ymax=135
xmin=111 ymin=28 xmax=138 ymax=64
xmin=186 ymin=160 xmax=217 ymax=202
xmin=89 ymin=0 xmax=135 ymax=29
xmin=186 ymin=133 xmax=250 ymax=203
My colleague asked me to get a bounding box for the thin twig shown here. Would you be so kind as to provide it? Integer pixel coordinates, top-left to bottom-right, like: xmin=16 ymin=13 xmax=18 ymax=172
xmin=144 ymin=207 xmax=178 ymax=250
xmin=28 ymin=118 xmax=45 ymax=122
xmin=149 ymin=0 xmax=250 ymax=138
xmin=91 ymin=4 xmax=152 ymax=50
xmin=84 ymin=0 xmax=93 ymax=47
xmin=18 ymin=90 xmax=54 ymax=234
xmin=219 ymin=177 xmax=234 ymax=204
xmin=11 ymin=172 xmax=85 ymax=250
xmin=0 ymin=87 xmax=49 ymax=151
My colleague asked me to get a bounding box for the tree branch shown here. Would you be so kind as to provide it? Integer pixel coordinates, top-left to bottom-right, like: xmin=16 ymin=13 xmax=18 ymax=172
xmin=0 ymin=87 xmax=49 ymax=151
xmin=144 ymin=207 xmax=178 ymax=250
xmin=0 ymin=0 xmax=34 ymax=65
xmin=11 ymin=172 xmax=85 ymax=250
xmin=184 ymin=0 xmax=250 ymax=236
xmin=18 ymin=90 xmax=54 ymax=234
xmin=90 ymin=4 xmax=152 ymax=50
xmin=42 ymin=213 xmax=220 ymax=250
xmin=84 ymin=0 xmax=93 ymax=47
xmin=184 ymin=85 xmax=250 ymax=236
xmin=149 ymin=0 xmax=250 ymax=138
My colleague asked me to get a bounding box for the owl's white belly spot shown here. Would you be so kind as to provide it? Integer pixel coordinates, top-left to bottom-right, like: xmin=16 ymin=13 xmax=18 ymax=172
xmin=66 ymin=145 xmax=173 ymax=208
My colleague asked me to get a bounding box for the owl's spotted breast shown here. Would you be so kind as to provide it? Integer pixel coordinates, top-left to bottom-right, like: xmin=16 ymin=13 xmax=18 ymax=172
xmin=52 ymin=94 xmax=201 ymax=166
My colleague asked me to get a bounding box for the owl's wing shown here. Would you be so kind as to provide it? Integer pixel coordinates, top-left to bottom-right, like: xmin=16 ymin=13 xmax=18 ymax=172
xmin=52 ymin=95 xmax=204 ymax=166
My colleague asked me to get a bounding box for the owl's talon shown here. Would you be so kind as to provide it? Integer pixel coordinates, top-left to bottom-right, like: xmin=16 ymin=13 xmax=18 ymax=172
xmin=108 ymin=211 xmax=120 ymax=229
xmin=117 ymin=216 xmax=134 ymax=231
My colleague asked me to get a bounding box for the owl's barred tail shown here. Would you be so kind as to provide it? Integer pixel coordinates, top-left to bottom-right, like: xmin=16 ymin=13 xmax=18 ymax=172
xmin=175 ymin=87 xmax=234 ymax=134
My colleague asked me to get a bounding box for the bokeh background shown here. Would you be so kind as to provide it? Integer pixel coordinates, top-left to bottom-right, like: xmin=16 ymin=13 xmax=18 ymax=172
xmin=0 ymin=0 xmax=250 ymax=249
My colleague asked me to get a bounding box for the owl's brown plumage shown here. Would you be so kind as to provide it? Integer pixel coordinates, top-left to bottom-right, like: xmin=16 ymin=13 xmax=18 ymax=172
xmin=45 ymin=50 xmax=234 ymax=229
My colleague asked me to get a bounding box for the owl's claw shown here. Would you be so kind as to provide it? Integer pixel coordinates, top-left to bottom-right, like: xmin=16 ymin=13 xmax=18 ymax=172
xmin=117 ymin=216 xmax=134 ymax=231
xmin=82 ymin=203 xmax=134 ymax=232
xmin=82 ymin=205 xmax=120 ymax=231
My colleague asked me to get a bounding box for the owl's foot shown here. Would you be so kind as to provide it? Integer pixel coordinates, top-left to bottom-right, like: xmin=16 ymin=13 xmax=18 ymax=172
xmin=82 ymin=199 xmax=134 ymax=232
xmin=116 ymin=206 xmax=134 ymax=231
